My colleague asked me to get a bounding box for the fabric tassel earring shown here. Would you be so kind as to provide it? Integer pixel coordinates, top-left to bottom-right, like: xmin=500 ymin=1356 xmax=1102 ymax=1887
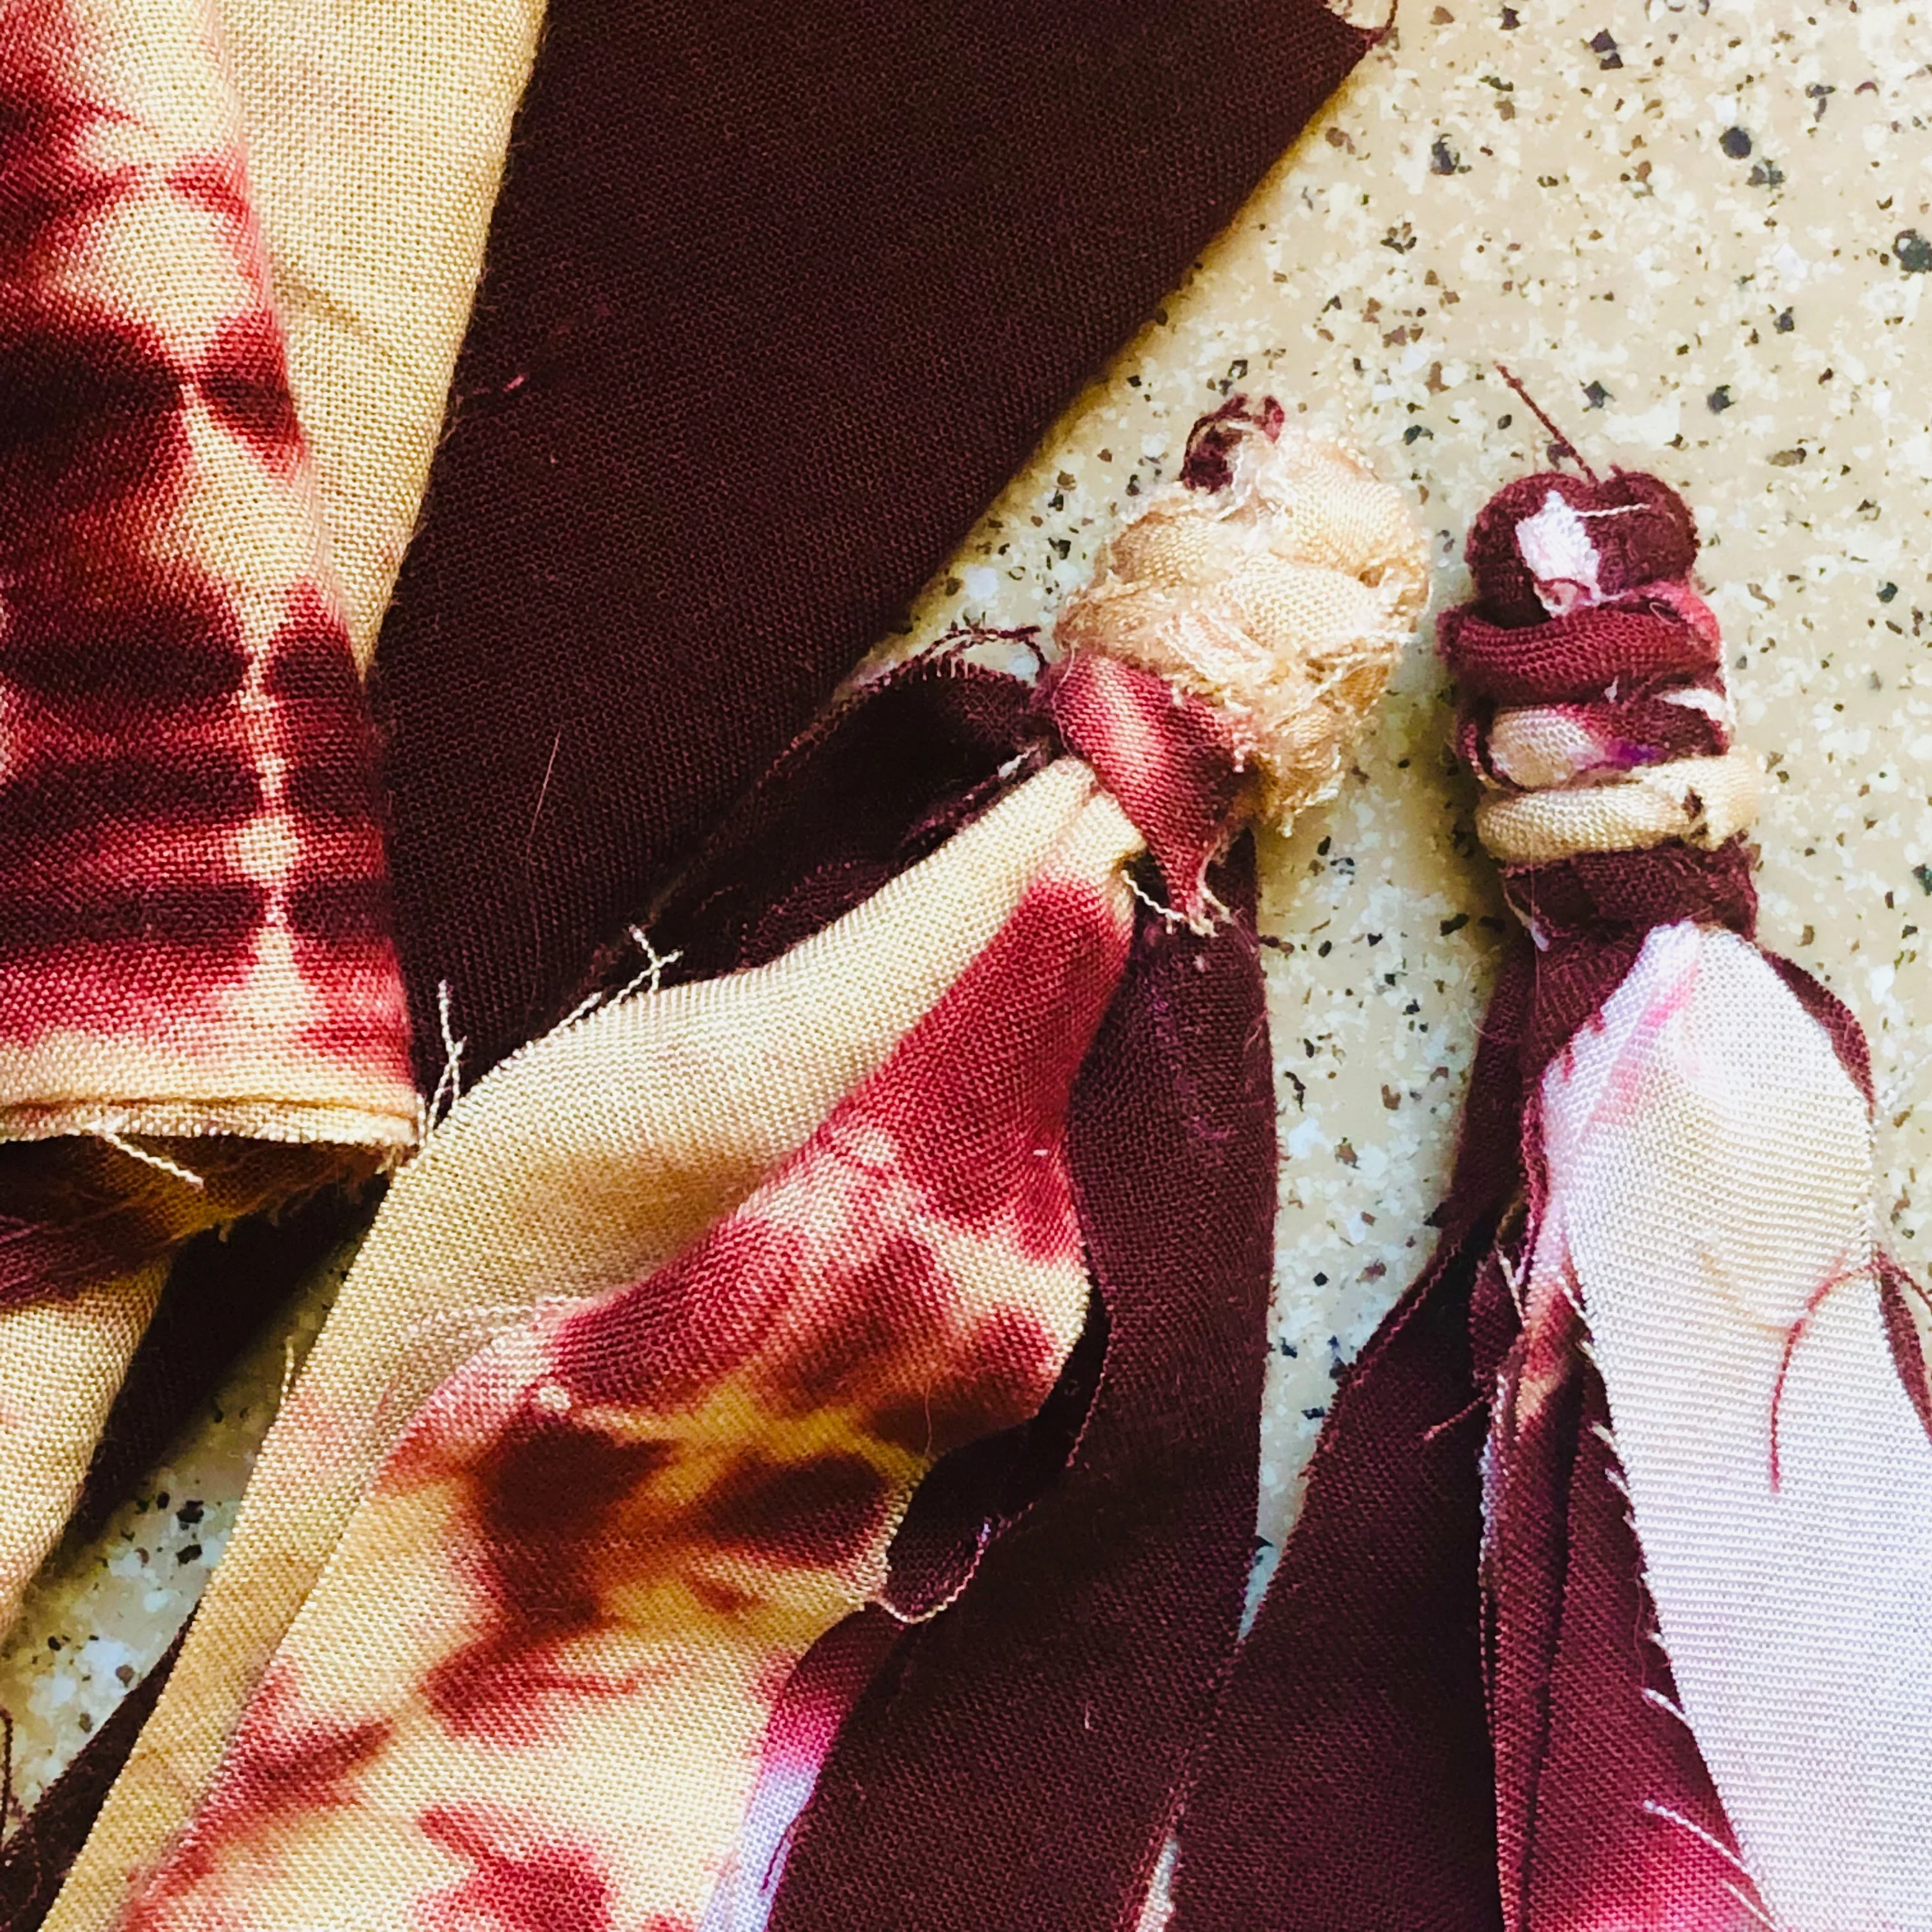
xmin=1170 ymin=456 xmax=1932 ymax=1929
xmin=49 ymin=400 xmax=1426 ymax=1932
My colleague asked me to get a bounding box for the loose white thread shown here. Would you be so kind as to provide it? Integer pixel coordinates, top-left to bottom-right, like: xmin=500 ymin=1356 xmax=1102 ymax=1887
xmin=427 ymin=979 xmax=467 ymax=1128
xmin=618 ymin=927 xmax=684 ymax=1001
xmin=96 ymin=1133 xmax=205 ymax=1190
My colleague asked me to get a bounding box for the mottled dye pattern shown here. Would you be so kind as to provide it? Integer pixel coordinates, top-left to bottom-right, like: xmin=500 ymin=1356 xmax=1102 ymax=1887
xmin=0 ymin=0 xmax=413 ymax=1133
xmin=1461 ymin=478 xmax=1932 ymax=1929
xmin=1040 ymin=653 xmax=1240 ymax=921
xmin=120 ymin=816 xmax=1137 ymax=1931
xmin=1528 ymin=923 xmax=1932 ymax=1932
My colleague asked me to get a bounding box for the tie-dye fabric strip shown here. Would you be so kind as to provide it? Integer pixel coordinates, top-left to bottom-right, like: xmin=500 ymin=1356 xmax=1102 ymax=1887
xmin=56 ymin=405 xmax=1425 ymax=1932
xmin=0 ymin=0 xmax=415 ymax=1629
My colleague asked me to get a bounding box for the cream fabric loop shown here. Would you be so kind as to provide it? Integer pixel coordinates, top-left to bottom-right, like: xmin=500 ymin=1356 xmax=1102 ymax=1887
xmin=1476 ymin=745 xmax=1765 ymax=867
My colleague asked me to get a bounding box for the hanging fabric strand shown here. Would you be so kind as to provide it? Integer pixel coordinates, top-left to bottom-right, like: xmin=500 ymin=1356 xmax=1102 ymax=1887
xmin=1172 ymin=463 xmax=1932 ymax=1931
xmin=51 ymin=402 xmax=1425 ymax=1932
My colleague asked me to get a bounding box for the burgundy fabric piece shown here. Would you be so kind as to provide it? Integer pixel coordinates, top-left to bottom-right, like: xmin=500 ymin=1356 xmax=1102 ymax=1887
xmin=1462 ymin=471 xmax=1699 ymax=627
xmin=1437 ymin=601 xmax=1719 ymax=707
xmin=1168 ymin=955 xmax=1530 ymax=1932
xmin=588 ymin=651 xmax=1050 ymax=993
xmin=0 ymin=1626 xmax=186 ymax=1932
xmin=771 ymin=836 xmax=1276 ymax=1932
xmin=1041 ymin=652 xmax=1243 ymax=917
xmin=72 ymin=1187 xmax=378 ymax=1543
xmin=1493 ymin=1341 xmax=1763 ymax=1928
xmin=878 ymin=1292 xmax=1110 ymax=1621
xmin=1177 ymin=392 xmax=1287 ymax=492
xmin=1879 ymin=1256 xmax=1932 ymax=1452
xmin=370 ymin=0 xmax=1371 ymax=1084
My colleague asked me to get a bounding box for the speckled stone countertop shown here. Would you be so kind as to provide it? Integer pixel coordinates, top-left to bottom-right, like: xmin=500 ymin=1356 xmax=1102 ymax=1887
xmin=8 ymin=0 xmax=1932 ymax=1830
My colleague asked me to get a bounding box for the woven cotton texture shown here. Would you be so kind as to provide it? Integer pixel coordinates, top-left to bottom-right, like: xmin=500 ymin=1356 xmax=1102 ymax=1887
xmin=58 ymin=406 xmax=1425 ymax=1932
xmin=0 ymin=0 xmax=415 ymax=1650
xmin=366 ymin=0 xmax=1374 ymax=1087
xmin=208 ymin=0 xmax=545 ymax=666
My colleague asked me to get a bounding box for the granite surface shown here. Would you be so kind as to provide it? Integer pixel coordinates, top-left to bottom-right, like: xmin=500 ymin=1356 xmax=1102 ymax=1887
xmin=8 ymin=0 xmax=1932 ymax=1838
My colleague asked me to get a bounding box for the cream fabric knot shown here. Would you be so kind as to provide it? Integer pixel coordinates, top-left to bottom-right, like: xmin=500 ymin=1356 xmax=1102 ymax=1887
xmin=1054 ymin=417 xmax=1429 ymax=826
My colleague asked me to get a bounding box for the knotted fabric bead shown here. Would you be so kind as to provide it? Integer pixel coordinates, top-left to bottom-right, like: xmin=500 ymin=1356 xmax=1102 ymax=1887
xmin=1054 ymin=398 xmax=1430 ymax=832
xmin=1438 ymin=471 xmax=1765 ymax=870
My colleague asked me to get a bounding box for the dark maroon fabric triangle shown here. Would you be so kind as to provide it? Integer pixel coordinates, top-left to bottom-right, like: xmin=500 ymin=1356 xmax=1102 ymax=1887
xmin=371 ymin=0 xmax=1372 ymax=1084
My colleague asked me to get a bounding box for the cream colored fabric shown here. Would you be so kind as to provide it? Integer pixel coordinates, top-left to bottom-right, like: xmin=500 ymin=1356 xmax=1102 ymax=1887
xmin=216 ymin=0 xmax=548 ymax=668
xmin=50 ymin=758 xmax=1112 ymax=1932
xmin=0 ymin=1265 xmax=167 ymax=1631
xmin=1475 ymin=745 xmax=1764 ymax=867
xmin=114 ymin=788 xmax=1139 ymax=1932
xmin=1055 ymin=417 xmax=1429 ymax=825
xmin=1531 ymin=921 xmax=1932 ymax=1931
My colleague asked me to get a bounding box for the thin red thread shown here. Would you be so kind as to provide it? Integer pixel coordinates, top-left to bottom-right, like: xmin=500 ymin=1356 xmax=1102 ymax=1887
xmin=1493 ymin=364 xmax=1600 ymax=482
xmin=1768 ymin=1256 xmax=1871 ymax=1491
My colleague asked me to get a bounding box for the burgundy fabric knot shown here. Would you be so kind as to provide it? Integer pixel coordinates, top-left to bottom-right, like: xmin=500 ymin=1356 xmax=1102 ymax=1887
xmin=1437 ymin=470 xmax=1761 ymax=963
xmin=1462 ymin=468 xmax=1699 ymax=625
xmin=1177 ymin=390 xmax=1287 ymax=493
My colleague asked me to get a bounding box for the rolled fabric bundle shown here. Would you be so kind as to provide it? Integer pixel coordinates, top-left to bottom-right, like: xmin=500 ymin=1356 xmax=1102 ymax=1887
xmin=1171 ymin=465 xmax=1932 ymax=1930
xmin=0 ymin=0 xmax=416 ymax=1627
xmin=54 ymin=401 xmax=1426 ymax=1932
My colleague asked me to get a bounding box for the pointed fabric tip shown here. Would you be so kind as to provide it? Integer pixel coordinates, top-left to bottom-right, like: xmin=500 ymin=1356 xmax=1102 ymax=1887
xmin=1172 ymin=460 xmax=1932 ymax=1929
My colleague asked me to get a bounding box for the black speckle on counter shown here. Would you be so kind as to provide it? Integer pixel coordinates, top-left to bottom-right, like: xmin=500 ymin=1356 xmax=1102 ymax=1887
xmin=1896 ymin=229 xmax=1932 ymax=274
xmin=1749 ymin=158 xmax=1786 ymax=189
xmin=1583 ymin=380 xmax=1612 ymax=410
xmin=1721 ymin=126 xmax=1752 ymax=158
xmin=1881 ymin=583 xmax=1900 ymax=602
xmin=1431 ymin=137 xmax=1466 ymax=176
xmin=1588 ymin=29 xmax=1623 ymax=69
xmin=176 ymin=1543 xmax=203 ymax=1567
xmin=1775 ymin=307 xmax=1796 ymax=332
xmin=1500 ymin=4 xmax=1519 ymax=22
xmin=1708 ymin=385 xmax=1733 ymax=413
